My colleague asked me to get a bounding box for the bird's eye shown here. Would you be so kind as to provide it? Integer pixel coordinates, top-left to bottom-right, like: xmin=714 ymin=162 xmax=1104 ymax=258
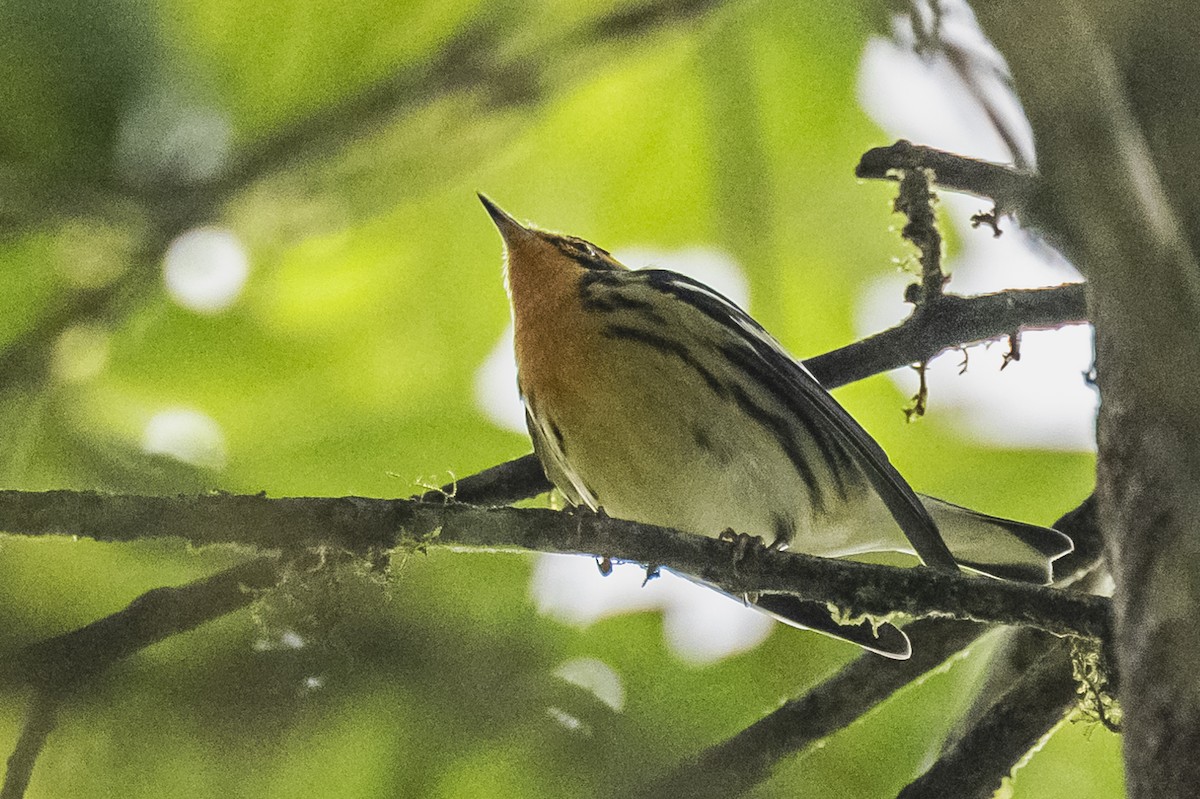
xmin=566 ymin=239 xmax=597 ymax=259
xmin=553 ymin=236 xmax=613 ymax=268
xmin=579 ymin=240 xmax=611 ymax=258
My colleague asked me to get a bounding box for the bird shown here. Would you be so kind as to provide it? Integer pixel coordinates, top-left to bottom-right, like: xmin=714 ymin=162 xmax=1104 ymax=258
xmin=479 ymin=194 xmax=1073 ymax=658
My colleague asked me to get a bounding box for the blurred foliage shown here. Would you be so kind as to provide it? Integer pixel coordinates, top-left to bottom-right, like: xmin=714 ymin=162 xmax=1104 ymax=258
xmin=0 ymin=0 xmax=1113 ymax=797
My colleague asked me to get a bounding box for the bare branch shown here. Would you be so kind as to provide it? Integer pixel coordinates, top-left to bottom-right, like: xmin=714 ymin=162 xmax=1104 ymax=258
xmin=896 ymin=638 xmax=1077 ymax=799
xmin=856 ymin=140 xmax=1037 ymax=211
xmin=806 ymin=284 xmax=1088 ymax=388
xmin=0 ymin=500 xmax=1100 ymax=799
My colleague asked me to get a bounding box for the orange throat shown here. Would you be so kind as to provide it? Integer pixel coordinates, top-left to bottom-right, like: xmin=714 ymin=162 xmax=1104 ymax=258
xmin=506 ymin=240 xmax=597 ymax=413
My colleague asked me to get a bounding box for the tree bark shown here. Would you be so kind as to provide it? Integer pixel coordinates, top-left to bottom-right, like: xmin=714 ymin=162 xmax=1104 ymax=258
xmin=976 ymin=3 xmax=1200 ymax=796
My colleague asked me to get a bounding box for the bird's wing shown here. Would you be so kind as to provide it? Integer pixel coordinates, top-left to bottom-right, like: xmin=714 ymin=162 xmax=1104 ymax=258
xmin=632 ymin=269 xmax=958 ymax=573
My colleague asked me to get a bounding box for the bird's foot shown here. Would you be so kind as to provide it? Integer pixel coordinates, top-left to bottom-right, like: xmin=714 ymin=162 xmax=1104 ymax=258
xmin=641 ymin=564 xmax=661 ymax=587
xmin=718 ymin=528 xmax=769 ymax=572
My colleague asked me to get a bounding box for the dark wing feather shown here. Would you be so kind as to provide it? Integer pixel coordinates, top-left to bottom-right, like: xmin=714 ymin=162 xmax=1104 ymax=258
xmin=639 ymin=270 xmax=959 ymax=573
xmin=755 ymin=594 xmax=912 ymax=659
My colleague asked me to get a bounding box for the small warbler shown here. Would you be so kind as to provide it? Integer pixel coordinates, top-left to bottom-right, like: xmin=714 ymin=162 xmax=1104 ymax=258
xmin=480 ymin=194 xmax=1072 ymax=658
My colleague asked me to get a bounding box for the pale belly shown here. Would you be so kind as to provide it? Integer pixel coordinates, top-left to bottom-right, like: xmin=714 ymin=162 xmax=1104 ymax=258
xmin=526 ymin=335 xmax=906 ymax=558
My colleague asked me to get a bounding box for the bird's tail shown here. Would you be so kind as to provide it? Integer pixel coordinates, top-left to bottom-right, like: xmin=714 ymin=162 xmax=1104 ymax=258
xmin=920 ymin=495 xmax=1074 ymax=585
xmin=753 ymin=594 xmax=912 ymax=659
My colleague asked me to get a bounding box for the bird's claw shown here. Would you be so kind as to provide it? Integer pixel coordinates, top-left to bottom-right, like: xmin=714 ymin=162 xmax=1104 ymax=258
xmin=719 ymin=528 xmax=769 ymax=572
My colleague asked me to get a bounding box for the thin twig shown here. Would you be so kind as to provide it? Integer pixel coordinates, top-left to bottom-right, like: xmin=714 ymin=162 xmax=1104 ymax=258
xmin=632 ymin=618 xmax=987 ymax=799
xmin=896 ymin=167 xmax=946 ymax=303
xmin=856 ymin=140 xmax=1037 ymax=210
xmin=905 ymin=360 xmax=930 ymax=421
xmin=806 ymin=283 xmax=1086 ymax=388
xmin=0 ymin=691 xmax=59 ymax=799
xmin=14 ymin=557 xmax=282 ymax=690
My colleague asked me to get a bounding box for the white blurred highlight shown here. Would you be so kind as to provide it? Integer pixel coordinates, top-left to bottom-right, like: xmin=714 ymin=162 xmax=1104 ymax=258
xmin=280 ymin=631 xmax=305 ymax=649
xmin=475 ymin=324 xmax=525 ymax=434
xmin=142 ymin=408 xmax=227 ymax=469
xmin=163 ymin=228 xmax=250 ymax=314
xmin=546 ymin=707 xmax=587 ymax=734
xmin=858 ymin=5 xmax=1034 ymax=166
xmin=252 ymin=630 xmax=306 ymax=652
xmin=117 ymin=88 xmax=232 ymax=186
xmin=553 ymin=657 xmax=626 ymax=712
xmin=532 ymin=556 xmax=773 ymax=665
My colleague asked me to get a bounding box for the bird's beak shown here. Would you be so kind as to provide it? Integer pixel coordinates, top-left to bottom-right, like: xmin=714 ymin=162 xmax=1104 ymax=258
xmin=478 ymin=193 xmax=533 ymax=246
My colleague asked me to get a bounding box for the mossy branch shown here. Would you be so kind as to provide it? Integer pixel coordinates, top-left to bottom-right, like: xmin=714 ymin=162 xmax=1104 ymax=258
xmin=0 ymin=490 xmax=1108 ymax=642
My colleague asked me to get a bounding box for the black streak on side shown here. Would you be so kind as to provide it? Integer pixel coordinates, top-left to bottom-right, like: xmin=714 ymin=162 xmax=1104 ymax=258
xmin=578 ymin=270 xmax=665 ymax=316
xmin=581 ymin=287 xmax=662 ymax=317
xmin=641 ymin=268 xmax=860 ymax=498
xmin=718 ymin=341 xmax=858 ymax=501
xmin=643 ymin=267 xmax=849 ymax=503
xmin=727 ymin=382 xmax=825 ymax=513
xmin=579 ymin=269 xmax=624 ymax=288
xmin=601 ymin=324 xmax=729 ymax=399
xmin=690 ymin=424 xmax=736 ymax=465
xmin=548 ymin=419 xmax=567 ymax=456
xmin=770 ymin=511 xmax=795 ymax=549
